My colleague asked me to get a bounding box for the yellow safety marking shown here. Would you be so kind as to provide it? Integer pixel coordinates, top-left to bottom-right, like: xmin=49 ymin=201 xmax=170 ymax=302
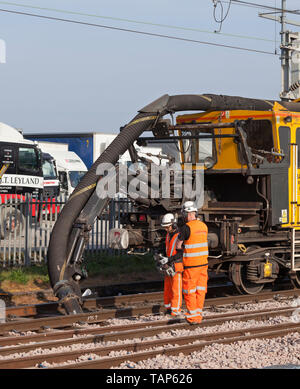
xmin=0 ymin=164 xmax=9 ymax=179
xmin=181 ymin=164 xmax=204 ymax=170
xmin=262 ymin=100 xmax=274 ymax=108
xmin=197 ymin=95 xmax=212 ymax=102
xmin=59 ymin=261 xmax=67 ymax=281
xmin=238 ymin=244 xmax=247 ymax=253
xmin=126 ymin=115 xmax=157 ymax=127
xmin=69 ymin=183 xmax=97 ymax=201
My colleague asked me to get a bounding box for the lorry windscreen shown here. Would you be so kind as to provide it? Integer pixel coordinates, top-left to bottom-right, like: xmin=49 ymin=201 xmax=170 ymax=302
xmin=18 ymin=147 xmax=39 ymax=173
xmin=69 ymin=171 xmax=86 ymax=188
xmin=42 ymin=159 xmax=57 ymax=179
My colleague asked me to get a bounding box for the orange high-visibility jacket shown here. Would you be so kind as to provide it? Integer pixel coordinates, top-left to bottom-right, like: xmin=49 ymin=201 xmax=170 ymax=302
xmin=166 ymin=232 xmax=184 ymax=273
xmin=183 ymin=220 xmax=208 ymax=267
xmin=166 ymin=232 xmax=179 ymax=257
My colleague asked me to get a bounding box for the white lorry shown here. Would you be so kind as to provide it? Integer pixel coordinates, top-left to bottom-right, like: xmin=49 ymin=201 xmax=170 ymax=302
xmin=0 ymin=122 xmax=44 ymax=238
xmin=36 ymin=141 xmax=88 ymax=197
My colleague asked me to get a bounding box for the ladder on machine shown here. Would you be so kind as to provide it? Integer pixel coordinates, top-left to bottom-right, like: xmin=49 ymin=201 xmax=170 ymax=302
xmin=291 ymin=228 xmax=300 ymax=271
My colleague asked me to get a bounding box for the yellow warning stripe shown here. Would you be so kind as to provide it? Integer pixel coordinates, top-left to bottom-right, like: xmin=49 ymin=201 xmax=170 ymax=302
xmin=59 ymin=261 xmax=67 ymax=281
xmin=69 ymin=183 xmax=97 ymax=201
xmin=262 ymin=100 xmax=274 ymax=108
xmin=126 ymin=115 xmax=157 ymax=127
xmin=0 ymin=164 xmax=9 ymax=179
xmin=197 ymin=95 xmax=212 ymax=102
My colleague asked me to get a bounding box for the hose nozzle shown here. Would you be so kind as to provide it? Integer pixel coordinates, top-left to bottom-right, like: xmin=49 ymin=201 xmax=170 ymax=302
xmin=53 ymin=280 xmax=83 ymax=315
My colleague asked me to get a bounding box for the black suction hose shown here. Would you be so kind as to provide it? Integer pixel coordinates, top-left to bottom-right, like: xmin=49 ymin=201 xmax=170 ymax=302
xmin=47 ymin=111 xmax=159 ymax=313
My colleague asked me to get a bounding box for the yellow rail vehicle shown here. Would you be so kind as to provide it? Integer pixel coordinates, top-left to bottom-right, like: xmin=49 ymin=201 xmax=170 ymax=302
xmin=175 ymin=103 xmax=300 ymax=293
xmin=48 ymin=94 xmax=300 ymax=314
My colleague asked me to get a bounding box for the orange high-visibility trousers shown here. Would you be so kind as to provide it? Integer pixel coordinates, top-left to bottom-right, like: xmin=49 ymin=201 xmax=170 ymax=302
xmin=182 ymin=266 xmax=208 ymax=323
xmin=163 ymin=272 xmax=182 ymax=316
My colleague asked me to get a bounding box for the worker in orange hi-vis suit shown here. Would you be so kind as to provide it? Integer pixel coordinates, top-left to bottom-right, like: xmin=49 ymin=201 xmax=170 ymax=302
xmin=158 ymin=213 xmax=183 ymax=317
xmin=176 ymin=201 xmax=209 ymax=325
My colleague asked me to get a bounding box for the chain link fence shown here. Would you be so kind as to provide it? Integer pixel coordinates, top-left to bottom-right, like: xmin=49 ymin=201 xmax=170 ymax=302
xmin=0 ymin=194 xmax=132 ymax=267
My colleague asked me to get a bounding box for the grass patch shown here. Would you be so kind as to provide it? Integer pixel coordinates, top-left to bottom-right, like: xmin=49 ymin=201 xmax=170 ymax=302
xmin=83 ymin=252 xmax=156 ymax=278
xmin=0 ymin=264 xmax=49 ymax=285
xmin=0 ymin=253 xmax=157 ymax=286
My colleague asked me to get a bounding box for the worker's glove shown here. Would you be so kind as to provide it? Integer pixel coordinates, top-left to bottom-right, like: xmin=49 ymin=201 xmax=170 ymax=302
xmin=158 ymin=255 xmax=176 ymax=277
xmin=154 ymin=253 xmax=169 ymax=265
xmin=165 ymin=265 xmax=176 ymax=277
xmin=158 ymin=255 xmax=169 ymax=266
xmin=153 ymin=253 xmax=171 ymax=275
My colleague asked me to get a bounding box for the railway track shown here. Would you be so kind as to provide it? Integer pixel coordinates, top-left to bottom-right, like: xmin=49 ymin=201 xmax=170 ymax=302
xmin=0 ymin=304 xmax=299 ymax=369
xmin=3 ymin=284 xmax=298 ymax=322
xmin=2 ymin=280 xmax=234 ymax=319
xmin=3 ymin=277 xmax=297 ymax=320
xmin=0 ymin=274 xmax=230 ymax=307
xmin=1 ymin=285 xmax=300 ymax=369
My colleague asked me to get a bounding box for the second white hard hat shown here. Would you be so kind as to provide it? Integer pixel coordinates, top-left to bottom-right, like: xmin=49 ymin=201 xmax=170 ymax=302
xmin=161 ymin=213 xmax=176 ymax=227
xmin=182 ymin=201 xmax=198 ymax=213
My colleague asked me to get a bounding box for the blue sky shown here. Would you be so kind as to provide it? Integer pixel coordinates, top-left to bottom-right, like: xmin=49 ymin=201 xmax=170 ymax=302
xmin=0 ymin=0 xmax=299 ymax=134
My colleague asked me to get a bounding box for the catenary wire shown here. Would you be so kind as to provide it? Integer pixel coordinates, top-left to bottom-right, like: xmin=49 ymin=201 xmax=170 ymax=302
xmin=212 ymin=0 xmax=232 ymax=33
xmin=228 ymin=0 xmax=300 ymax=15
xmin=0 ymin=8 xmax=278 ymax=56
xmin=0 ymin=1 xmax=275 ymax=43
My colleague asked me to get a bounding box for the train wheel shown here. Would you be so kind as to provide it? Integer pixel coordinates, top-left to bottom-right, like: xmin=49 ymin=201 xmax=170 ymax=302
xmin=231 ymin=262 xmax=265 ymax=295
xmin=290 ymin=272 xmax=300 ymax=289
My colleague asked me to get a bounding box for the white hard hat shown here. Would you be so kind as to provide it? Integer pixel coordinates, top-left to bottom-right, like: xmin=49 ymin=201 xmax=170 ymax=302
xmin=182 ymin=201 xmax=198 ymax=213
xmin=161 ymin=213 xmax=176 ymax=227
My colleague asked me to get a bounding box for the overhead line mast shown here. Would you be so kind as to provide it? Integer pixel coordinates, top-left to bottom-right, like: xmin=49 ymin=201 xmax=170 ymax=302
xmin=281 ymin=0 xmax=289 ymax=100
xmin=259 ymin=0 xmax=300 ymax=100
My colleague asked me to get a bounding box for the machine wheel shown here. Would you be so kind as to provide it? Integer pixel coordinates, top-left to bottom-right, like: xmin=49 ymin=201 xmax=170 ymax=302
xmin=230 ymin=244 xmax=265 ymax=294
xmin=232 ymin=262 xmax=265 ymax=295
xmin=290 ymin=272 xmax=300 ymax=289
xmin=0 ymin=207 xmax=25 ymax=239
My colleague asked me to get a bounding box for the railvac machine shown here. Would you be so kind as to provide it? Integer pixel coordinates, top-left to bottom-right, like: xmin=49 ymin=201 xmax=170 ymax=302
xmin=48 ymin=94 xmax=300 ymax=314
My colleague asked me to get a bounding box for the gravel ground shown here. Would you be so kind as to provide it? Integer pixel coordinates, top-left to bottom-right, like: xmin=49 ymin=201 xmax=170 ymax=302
xmin=117 ymin=332 xmax=300 ymax=369
xmin=2 ymin=298 xmax=300 ymax=369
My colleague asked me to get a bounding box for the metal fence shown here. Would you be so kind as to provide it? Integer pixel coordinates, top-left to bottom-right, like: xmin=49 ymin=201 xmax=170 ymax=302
xmin=0 ymin=194 xmax=132 ymax=267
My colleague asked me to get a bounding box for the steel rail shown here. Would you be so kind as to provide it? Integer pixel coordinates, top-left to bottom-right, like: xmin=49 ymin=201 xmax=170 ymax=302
xmin=1 ymin=288 xmax=299 ymax=335
xmin=3 ymin=282 xmax=296 ymax=320
xmin=58 ymin=322 xmax=300 ymax=369
xmin=0 ymin=306 xmax=294 ymax=353
xmin=4 ymin=283 xmax=234 ymax=319
xmin=0 ymin=308 xmax=299 ymax=369
xmin=0 ymin=305 xmax=291 ymax=348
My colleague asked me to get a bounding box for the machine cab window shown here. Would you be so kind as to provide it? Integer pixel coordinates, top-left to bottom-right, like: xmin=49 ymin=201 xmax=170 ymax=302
xmin=181 ymin=129 xmax=215 ymax=165
xmin=237 ymin=119 xmax=280 ymax=165
xmin=243 ymin=119 xmax=273 ymax=152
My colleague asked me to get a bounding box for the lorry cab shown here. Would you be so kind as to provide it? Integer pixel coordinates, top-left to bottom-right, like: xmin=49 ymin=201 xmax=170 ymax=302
xmin=48 ymin=150 xmax=88 ymax=196
xmin=41 ymin=152 xmax=60 ymax=198
xmin=0 ymin=122 xmax=43 ymax=238
xmin=0 ymin=122 xmax=43 ymax=197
